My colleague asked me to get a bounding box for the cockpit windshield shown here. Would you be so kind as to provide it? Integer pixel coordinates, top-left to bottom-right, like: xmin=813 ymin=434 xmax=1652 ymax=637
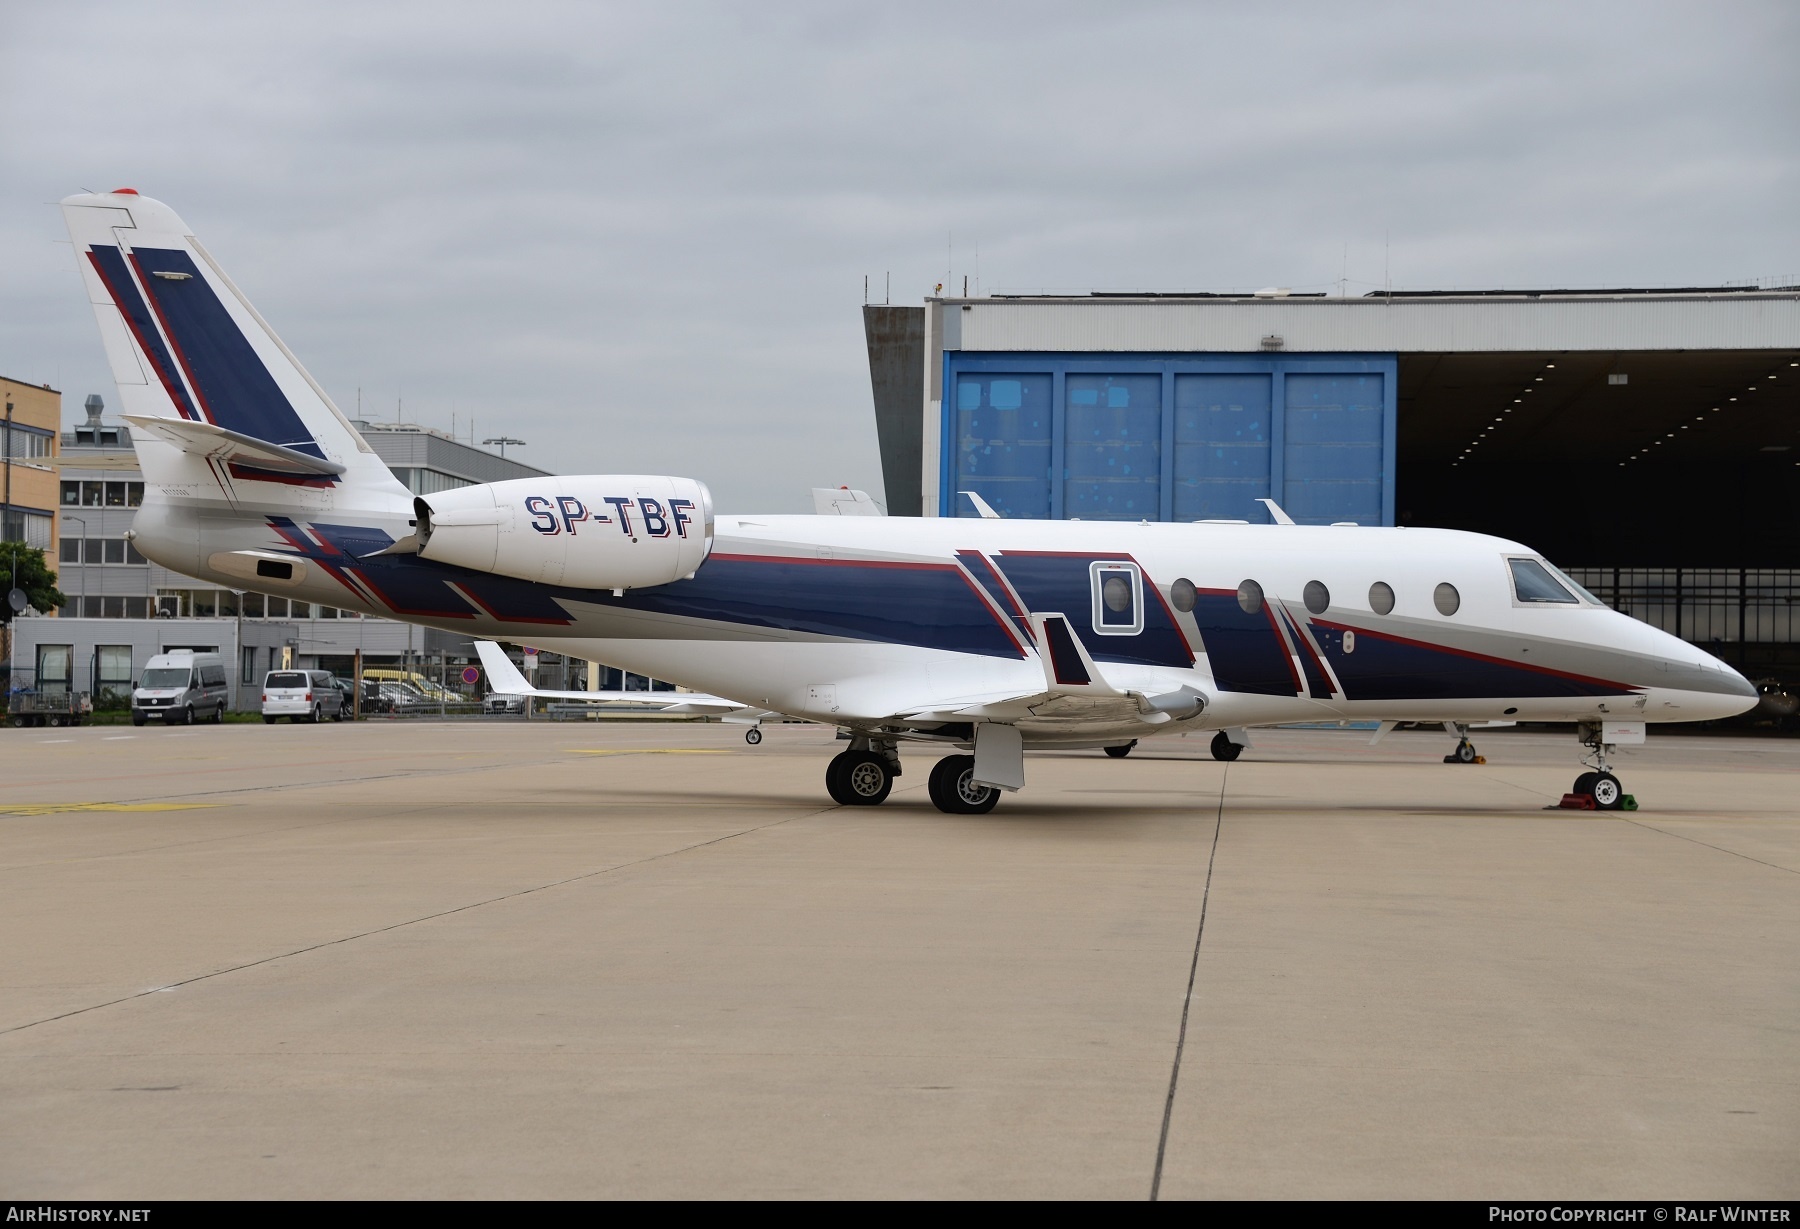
xmin=1508 ymin=558 xmax=1580 ymax=604
xmin=1543 ymin=560 xmax=1603 ymax=605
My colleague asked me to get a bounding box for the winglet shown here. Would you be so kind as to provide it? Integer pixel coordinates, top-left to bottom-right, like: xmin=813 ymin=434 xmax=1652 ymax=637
xmin=1256 ymin=498 xmax=1296 ymax=525
xmin=1026 ymin=614 xmax=1122 ymax=696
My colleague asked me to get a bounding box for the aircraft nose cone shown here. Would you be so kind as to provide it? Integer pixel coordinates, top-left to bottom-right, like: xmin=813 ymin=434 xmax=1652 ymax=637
xmin=1700 ymin=650 xmax=1759 ymax=700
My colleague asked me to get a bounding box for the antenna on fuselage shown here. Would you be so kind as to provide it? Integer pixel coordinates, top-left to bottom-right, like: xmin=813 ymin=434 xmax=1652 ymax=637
xmin=1255 ymin=498 xmax=1297 ymax=525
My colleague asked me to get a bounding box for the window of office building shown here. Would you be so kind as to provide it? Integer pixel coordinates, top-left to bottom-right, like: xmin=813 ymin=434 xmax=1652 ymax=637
xmin=2 ymin=428 xmax=52 ymax=460
xmin=36 ymin=644 xmax=72 ymax=693
xmin=2 ymin=510 xmax=52 ymax=550
xmin=96 ymin=646 xmax=132 ymax=698
xmin=62 ymin=480 xmax=143 ymax=507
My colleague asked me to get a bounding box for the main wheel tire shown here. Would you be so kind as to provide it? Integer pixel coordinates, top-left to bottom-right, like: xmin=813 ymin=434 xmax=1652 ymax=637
xmin=927 ymin=754 xmax=1000 ymax=815
xmin=1573 ymin=771 xmax=1599 ymax=797
xmin=1104 ymin=741 xmax=1135 ymax=759
xmin=745 ymin=727 xmax=763 ymax=745
xmin=1210 ymin=731 xmax=1242 ymax=762
xmin=1590 ymin=772 xmax=1624 ymax=810
xmin=1451 ymin=740 xmax=1477 ymax=764
xmin=825 ymin=750 xmax=892 ymax=806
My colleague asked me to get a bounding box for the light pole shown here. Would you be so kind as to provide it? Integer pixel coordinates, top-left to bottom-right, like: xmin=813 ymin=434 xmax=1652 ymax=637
xmin=482 ymin=436 xmax=526 ymax=460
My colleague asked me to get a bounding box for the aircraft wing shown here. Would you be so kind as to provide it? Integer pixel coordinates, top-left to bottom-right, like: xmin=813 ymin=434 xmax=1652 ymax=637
xmin=473 ymin=641 xmax=747 ymax=713
xmin=897 ymin=614 xmax=1205 ymax=727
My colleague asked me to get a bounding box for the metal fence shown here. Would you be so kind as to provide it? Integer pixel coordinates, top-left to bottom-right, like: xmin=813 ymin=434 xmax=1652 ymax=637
xmin=1565 ymin=568 xmax=1800 ymax=648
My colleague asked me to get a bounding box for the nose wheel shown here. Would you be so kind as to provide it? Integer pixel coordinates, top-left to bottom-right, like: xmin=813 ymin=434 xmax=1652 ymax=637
xmin=1442 ymin=723 xmax=1486 ymax=764
xmin=744 ymin=726 xmax=763 ymax=745
xmin=1209 ymin=731 xmax=1242 ymax=762
xmin=1564 ymin=722 xmax=1633 ymax=810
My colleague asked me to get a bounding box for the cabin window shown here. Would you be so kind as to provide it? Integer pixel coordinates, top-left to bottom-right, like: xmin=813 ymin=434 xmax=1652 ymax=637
xmin=1434 ymin=583 xmax=1461 ymax=616
xmin=1369 ymin=581 xmax=1395 ymax=615
xmin=1090 ymin=562 xmax=1144 ymax=635
xmin=1237 ymin=579 xmax=1264 ymax=615
xmin=1508 ymin=558 xmax=1579 ymax=605
xmin=1170 ymin=577 xmax=1196 ymax=613
xmin=1303 ymin=580 xmax=1330 ymax=615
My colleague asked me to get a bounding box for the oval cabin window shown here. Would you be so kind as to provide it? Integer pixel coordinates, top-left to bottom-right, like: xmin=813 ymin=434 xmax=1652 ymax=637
xmin=1303 ymin=580 xmax=1329 ymax=615
xmin=1170 ymin=578 xmax=1196 ymax=613
xmin=1237 ymin=579 xmax=1264 ymax=615
xmin=1369 ymin=581 xmax=1395 ymax=615
xmin=1434 ymin=582 xmax=1461 ymax=616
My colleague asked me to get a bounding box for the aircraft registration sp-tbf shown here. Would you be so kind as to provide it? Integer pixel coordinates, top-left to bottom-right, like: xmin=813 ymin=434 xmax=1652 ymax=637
xmin=61 ymin=190 xmax=1759 ymax=813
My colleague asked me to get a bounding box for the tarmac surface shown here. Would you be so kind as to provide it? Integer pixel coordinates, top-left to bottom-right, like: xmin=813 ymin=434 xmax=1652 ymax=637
xmin=0 ymin=718 xmax=1795 ymax=1200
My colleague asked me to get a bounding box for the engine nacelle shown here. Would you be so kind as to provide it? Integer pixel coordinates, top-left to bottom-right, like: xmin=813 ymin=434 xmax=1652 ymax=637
xmin=414 ymin=475 xmax=713 ymax=591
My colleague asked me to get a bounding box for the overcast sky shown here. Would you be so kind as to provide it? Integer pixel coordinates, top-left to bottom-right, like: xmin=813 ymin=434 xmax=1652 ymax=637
xmin=2 ymin=1 xmax=1795 ymax=510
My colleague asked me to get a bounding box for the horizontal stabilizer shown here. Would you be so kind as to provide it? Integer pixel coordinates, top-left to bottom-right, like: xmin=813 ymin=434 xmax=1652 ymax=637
xmin=126 ymin=414 xmax=345 ymax=476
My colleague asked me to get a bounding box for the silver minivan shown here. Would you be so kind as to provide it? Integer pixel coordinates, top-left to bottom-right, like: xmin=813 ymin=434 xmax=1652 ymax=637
xmin=131 ymin=651 xmax=231 ymax=726
xmin=261 ymin=670 xmax=346 ymax=724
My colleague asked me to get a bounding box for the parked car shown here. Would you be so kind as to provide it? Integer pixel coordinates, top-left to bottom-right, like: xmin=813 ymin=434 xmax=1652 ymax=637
xmin=378 ymin=682 xmax=430 ymax=713
xmin=358 ymin=680 xmax=394 ymax=714
xmin=485 ymin=692 xmax=527 ymax=715
xmin=261 ymin=669 xmax=345 ymax=723
xmin=132 ymin=651 xmax=230 ymax=726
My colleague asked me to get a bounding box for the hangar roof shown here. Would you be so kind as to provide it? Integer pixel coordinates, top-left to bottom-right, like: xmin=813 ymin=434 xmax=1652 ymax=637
xmin=939 ymin=288 xmax=1800 ymax=354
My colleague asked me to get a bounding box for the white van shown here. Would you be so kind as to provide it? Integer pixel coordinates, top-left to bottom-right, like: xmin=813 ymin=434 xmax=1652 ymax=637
xmin=261 ymin=669 xmax=346 ymax=724
xmin=131 ymin=651 xmax=231 ymax=726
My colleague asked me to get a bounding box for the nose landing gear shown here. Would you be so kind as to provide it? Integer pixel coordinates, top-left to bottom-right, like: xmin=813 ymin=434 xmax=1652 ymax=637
xmin=1565 ymin=721 xmax=1634 ymax=811
xmin=1442 ymin=722 xmax=1486 ymax=764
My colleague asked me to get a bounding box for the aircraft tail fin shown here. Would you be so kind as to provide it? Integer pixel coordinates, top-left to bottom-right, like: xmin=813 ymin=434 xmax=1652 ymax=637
xmin=59 ymin=190 xmax=404 ymax=499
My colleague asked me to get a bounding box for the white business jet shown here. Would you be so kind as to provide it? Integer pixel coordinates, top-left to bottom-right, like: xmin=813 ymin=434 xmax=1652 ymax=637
xmin=60 ymin=190 xmax=1758 ymax=813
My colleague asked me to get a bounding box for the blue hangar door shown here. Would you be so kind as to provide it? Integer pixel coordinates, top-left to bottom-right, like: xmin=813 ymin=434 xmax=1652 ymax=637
xmin=944 ymin=354 xmax=1397 ymax=525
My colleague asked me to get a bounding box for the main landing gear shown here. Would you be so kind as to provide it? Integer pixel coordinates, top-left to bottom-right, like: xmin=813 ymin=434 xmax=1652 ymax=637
xmin=824 ymin=734 xmax=901 ymax=806
xmin=1103 ymin=740 xmax=1136 ymax=759
xmin=926 ymin=755 xmax=1000 ymax=814
xmin=821 ymin=735 xmax=1006 ymax=815
xmin=1443 ymin=722 xmax=1485 ymax=764
xmin=1210 ymin=731 xmax=1242 ymax=762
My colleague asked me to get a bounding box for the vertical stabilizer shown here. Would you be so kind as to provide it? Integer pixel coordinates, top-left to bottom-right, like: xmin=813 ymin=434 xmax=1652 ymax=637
xmin=60 ymin=190 xmax=405 ymax=502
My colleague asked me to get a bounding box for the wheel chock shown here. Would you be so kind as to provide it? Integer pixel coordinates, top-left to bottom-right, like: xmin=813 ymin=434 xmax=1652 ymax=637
xmin=1620 ymin=795 xmax=1638 ymax=811
xmin=1552 ymin=793 xmax=1598 ymax=810
xmin=1441 ymin=754 xmax=1488 ymax=764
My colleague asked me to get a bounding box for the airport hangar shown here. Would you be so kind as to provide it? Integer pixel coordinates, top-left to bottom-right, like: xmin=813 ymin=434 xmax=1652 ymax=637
xmin=864 ymin=287 xmax=1800 ymax=685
